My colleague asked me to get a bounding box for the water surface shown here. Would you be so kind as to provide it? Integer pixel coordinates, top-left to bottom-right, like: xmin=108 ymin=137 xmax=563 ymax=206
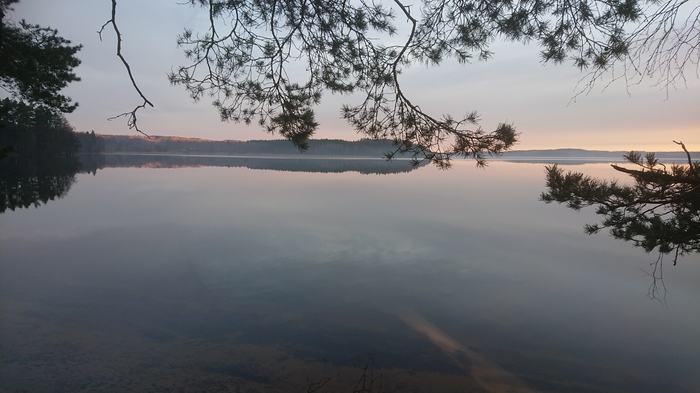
xmin=1 ymin=157 xmax=699 ymax=392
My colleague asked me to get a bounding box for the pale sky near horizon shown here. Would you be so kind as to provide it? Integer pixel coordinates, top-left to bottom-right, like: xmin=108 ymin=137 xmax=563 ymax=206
xmin=6 ymin=0 xmax=700 ymax=151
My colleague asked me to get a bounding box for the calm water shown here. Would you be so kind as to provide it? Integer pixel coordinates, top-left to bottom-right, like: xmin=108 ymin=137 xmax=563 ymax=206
xmin=1 ymin=157 xmax=699 ymax=392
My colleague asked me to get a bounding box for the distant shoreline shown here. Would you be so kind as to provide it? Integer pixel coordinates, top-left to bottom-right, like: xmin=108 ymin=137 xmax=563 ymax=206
xmin=77 ymin=133 xmax=698 ymax=160
xmin=94 ymin=151 xmax=410 ymax=160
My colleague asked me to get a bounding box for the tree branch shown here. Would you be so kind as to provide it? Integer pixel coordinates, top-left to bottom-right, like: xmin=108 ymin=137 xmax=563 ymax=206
xmin=674 ymin=140 xmax=699 ymax=178
xmin=98 ymin=0 xmax=153 ymax=137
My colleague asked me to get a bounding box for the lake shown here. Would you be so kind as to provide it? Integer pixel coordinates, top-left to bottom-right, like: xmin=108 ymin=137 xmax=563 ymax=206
xmin=1 ymin=155 xmax=699 ymax=392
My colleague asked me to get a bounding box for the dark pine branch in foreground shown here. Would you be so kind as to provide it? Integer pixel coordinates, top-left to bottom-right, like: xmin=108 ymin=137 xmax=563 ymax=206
xmin=91 ymin=1 xmax=700 ymax=167
xmin=165 ymin=0 xmax=699 ymax=167
xmin=540 ymin=141 xmax=700 ymax=265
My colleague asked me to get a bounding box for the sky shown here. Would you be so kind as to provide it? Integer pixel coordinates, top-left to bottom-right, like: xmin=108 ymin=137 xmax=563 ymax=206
xmin=6 ymin=0 xmax=700 ymax=151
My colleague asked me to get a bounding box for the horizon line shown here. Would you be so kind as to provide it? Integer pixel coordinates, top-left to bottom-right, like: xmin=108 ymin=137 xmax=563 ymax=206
xmin=84 ymin=133 xmax=698 ymax=153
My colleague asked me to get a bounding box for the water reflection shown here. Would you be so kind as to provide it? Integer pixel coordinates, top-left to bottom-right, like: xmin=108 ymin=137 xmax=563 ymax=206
xmin=540 ymin=154 xmax=700 ymax=304
xmin=85 ymin=153 xmax=427 ymax=174
xmin=541 ymin=160 xmax=699 ymax=263
xmin=1 ymin=161 xmax=699 ymax=392
xmin=0 ymin=156 xmax=81 ymax=213
xmin=0 ymin=154 xmax=425 ymax=214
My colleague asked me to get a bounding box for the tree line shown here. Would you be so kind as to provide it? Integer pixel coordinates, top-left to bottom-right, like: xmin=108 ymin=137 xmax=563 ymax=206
xmin=87 ymin=134 xmax=414 ymax=158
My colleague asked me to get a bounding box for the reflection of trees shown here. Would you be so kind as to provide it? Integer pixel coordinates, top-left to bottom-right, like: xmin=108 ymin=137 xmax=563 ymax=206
xmin=645 ymin=253 xmax=669 ymax=305
xmin=82 ymin=154 xmax=426 ymax=175
xmin=0 ymin=99 xmax=85 ymax=213
xmin=540 ymin=142 xmax=699 ymax=266
xmin=0 ymin=156 xmax=80 ymax=213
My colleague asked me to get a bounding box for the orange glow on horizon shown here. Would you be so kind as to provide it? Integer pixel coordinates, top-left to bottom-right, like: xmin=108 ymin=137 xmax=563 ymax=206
xmin=518 ymin=126 xmax=699 ymax=152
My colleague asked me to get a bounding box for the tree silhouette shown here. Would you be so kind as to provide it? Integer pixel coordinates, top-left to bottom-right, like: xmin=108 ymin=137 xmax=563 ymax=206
xmin=0 ymin=98 xmax=80 ymax=158
xmin=0 ymin=0 xmax=82 ymax=114
xmin=102 ymin=1 xmax=698 ymax=167
xmin=1 ymin=0 xmax=82 ymax=159
xmin=540 ymin=141 xmax=699 ymax=265
xmin=0 ymin=96 xmax=87 ymax=213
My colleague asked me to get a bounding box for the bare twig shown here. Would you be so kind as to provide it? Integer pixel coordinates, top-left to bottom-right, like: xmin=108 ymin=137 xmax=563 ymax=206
xmin=674 ymin=140 xmax=699 ymax=178
xmin=306 ymin=376 xmax=330 ymax=393
xmin=642 ymin=252 xmax=669 ymax=307
xmin=353 ymin=355 xmax=383 ymax=393
xmin=98 ymin=0 xmax=153 ymax=137
xmin=574 ymin=0 xmax=700 ymax=97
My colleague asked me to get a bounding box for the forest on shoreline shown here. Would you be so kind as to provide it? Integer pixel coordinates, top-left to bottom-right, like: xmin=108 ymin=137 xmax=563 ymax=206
xmin=77 ymin=133 xmax=698 ymax=160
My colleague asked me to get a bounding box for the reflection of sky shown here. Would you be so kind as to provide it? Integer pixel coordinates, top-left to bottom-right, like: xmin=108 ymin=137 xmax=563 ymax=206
xmin=1 ymin=161 xmax=699 ymax=391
